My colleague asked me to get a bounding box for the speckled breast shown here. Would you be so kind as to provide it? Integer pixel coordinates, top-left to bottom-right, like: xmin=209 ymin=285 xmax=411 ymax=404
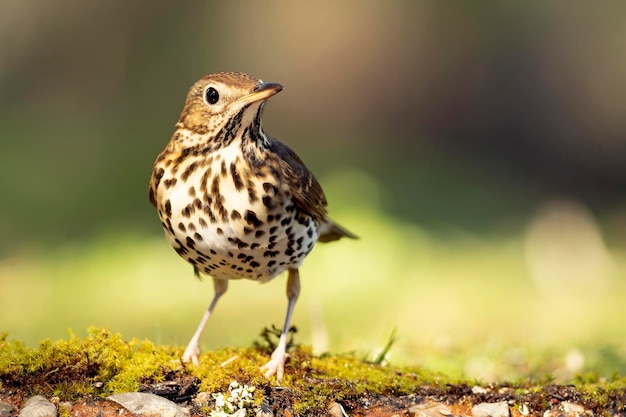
xmin=155 ymin=143 xmax=320 ymax=282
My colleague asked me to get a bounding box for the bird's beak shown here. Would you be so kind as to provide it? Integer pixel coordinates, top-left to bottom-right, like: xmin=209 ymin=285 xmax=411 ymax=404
xmin=236 ymin=82 xmax=284 ymax=105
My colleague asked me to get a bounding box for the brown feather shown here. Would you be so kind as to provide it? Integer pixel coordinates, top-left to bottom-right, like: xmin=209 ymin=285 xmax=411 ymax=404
xmin=265 ymin=136 xmax=328 ymax=221
xmin=318 ymin=220 xmax=359 ymax=242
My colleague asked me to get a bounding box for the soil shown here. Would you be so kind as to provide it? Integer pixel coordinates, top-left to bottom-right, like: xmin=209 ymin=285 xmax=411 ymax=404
xmin=2 ymin=377 xmax=625 ymax=417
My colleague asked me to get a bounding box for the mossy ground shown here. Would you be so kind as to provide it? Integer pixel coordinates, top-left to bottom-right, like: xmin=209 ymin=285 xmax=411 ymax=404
xmin=1 ymin=328 xmax=626 ymax=416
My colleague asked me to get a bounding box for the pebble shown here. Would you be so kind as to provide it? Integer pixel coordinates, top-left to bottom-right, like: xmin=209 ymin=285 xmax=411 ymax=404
xmin=471 ymin=386 xmax=489 ymax=394
xmin=543 ymin=402 xmax=592 ymax=417
xmin=191 ymin=392 xmax=211 ymax=408
xmin=0 ymin=402 xmax=16 ymax=417
xmin=18 ymin=396 xmax=56 ymax=417
xmin=471 ymin=401 xmax=510 ymax=417
xmin=407 ymin=402 xmax=452 ymax=417
xmin=108 ymin=392 xmax=189 ymax=417
xmin=2 ymin=392 xmax=597 ymax=417
xmin=327 ymin=401 xmax=348 ymax=417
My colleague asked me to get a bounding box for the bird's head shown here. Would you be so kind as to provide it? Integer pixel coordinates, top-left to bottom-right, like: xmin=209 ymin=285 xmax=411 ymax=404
xmin=175 ymin=72 xmax=283 ymax=145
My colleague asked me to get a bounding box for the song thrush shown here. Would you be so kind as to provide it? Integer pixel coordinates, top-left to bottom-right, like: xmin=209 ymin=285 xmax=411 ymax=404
xmin=149 ymin=72 xmax=356 ymax=382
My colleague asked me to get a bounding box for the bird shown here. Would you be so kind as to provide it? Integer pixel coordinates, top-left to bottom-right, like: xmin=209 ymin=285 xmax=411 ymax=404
xmin=149 ymin=72 xmax=357 ymax=383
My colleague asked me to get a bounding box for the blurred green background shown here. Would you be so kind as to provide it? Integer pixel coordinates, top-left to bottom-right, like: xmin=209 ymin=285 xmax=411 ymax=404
xmin=2 ymin=2 xmax=626 ymax=381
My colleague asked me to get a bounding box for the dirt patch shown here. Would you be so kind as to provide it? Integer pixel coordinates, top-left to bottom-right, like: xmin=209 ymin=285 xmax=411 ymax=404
xmin=2 ymin=381 xmax=626 ymax=417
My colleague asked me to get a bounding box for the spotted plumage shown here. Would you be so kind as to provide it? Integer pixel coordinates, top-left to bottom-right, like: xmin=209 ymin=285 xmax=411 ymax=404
xmin=149 ymin=72 xmax=356 ymax=383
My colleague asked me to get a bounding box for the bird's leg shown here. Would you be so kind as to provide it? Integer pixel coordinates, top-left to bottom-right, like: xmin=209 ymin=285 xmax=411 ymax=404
xmin=261 ymin=268 xmax=300 ymax=384
xmin=182 ymin=278 xmax=228 ymax=365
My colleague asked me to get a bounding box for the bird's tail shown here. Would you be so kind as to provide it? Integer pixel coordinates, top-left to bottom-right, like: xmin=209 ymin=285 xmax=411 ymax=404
xmin=318 ymin=219 xmax=358 ymax=243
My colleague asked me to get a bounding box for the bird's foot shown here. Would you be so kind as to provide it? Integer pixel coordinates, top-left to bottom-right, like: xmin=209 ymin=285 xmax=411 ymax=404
xmin=261 ymin=345 xmax=287 ymax=384
xmin=182 ymin=342 xmax=200 ymax=365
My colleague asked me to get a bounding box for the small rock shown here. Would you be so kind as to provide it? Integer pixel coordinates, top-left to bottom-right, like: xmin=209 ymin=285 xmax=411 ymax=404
xmin=0 ymin=402 xmax=17 ymax=417
xmin=543 ymin=402 xmax=592 ymax=417
xmin=191 ymin=392 xmax=211 ymax=408
xmin=562 ymin=402 xmax=591 ymax=416
xmin=18 ymin=396 xmax=57 ymax=417
xmin=407 ymin=402 xmax=452 ymax=417
xmin=561 ymin=403 xmax=580 ymax=412
xmin=472 ymin=401 xmax=510 ymax=417
xmin=108 ymin=393 xmax=189 ymax=417
xmin=472 ymin=386 xmax=489 ymax=394
xmin=327 ymin=401 xmax=348 ymax=417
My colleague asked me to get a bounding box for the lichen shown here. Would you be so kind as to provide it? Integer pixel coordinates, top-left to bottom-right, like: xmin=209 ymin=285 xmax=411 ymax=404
xmin=208 ymin=381 xmax=256 ymax=417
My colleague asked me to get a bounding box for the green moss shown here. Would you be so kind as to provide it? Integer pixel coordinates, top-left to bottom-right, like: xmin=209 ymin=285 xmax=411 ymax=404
xmin=0 ymin=328 xmax=180 ymax=398
xmin=58 ymin=402 xmax=72 ymax=417
xmin=2 ymin=328 xmax=626 ymax=416
xmin=0 ymin=328 xmax=439 ymax=411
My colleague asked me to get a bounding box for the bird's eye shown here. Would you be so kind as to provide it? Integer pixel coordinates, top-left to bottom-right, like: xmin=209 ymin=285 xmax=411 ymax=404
xmin=205 ymin=87 xmax=219 ymax=105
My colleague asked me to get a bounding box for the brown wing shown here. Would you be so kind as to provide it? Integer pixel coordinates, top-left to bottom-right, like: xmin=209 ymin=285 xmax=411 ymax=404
xmin=266 ymin=136 xmax=358 ymax=241
xmin=266 ymin=136 xmax=328 ymax=221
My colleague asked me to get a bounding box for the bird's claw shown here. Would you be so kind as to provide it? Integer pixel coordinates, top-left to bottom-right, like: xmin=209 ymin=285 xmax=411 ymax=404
xmin=261 ymin=348 xmax=288 ymax=384
xmin=182 ymin=343 xmax=200 ymax=365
